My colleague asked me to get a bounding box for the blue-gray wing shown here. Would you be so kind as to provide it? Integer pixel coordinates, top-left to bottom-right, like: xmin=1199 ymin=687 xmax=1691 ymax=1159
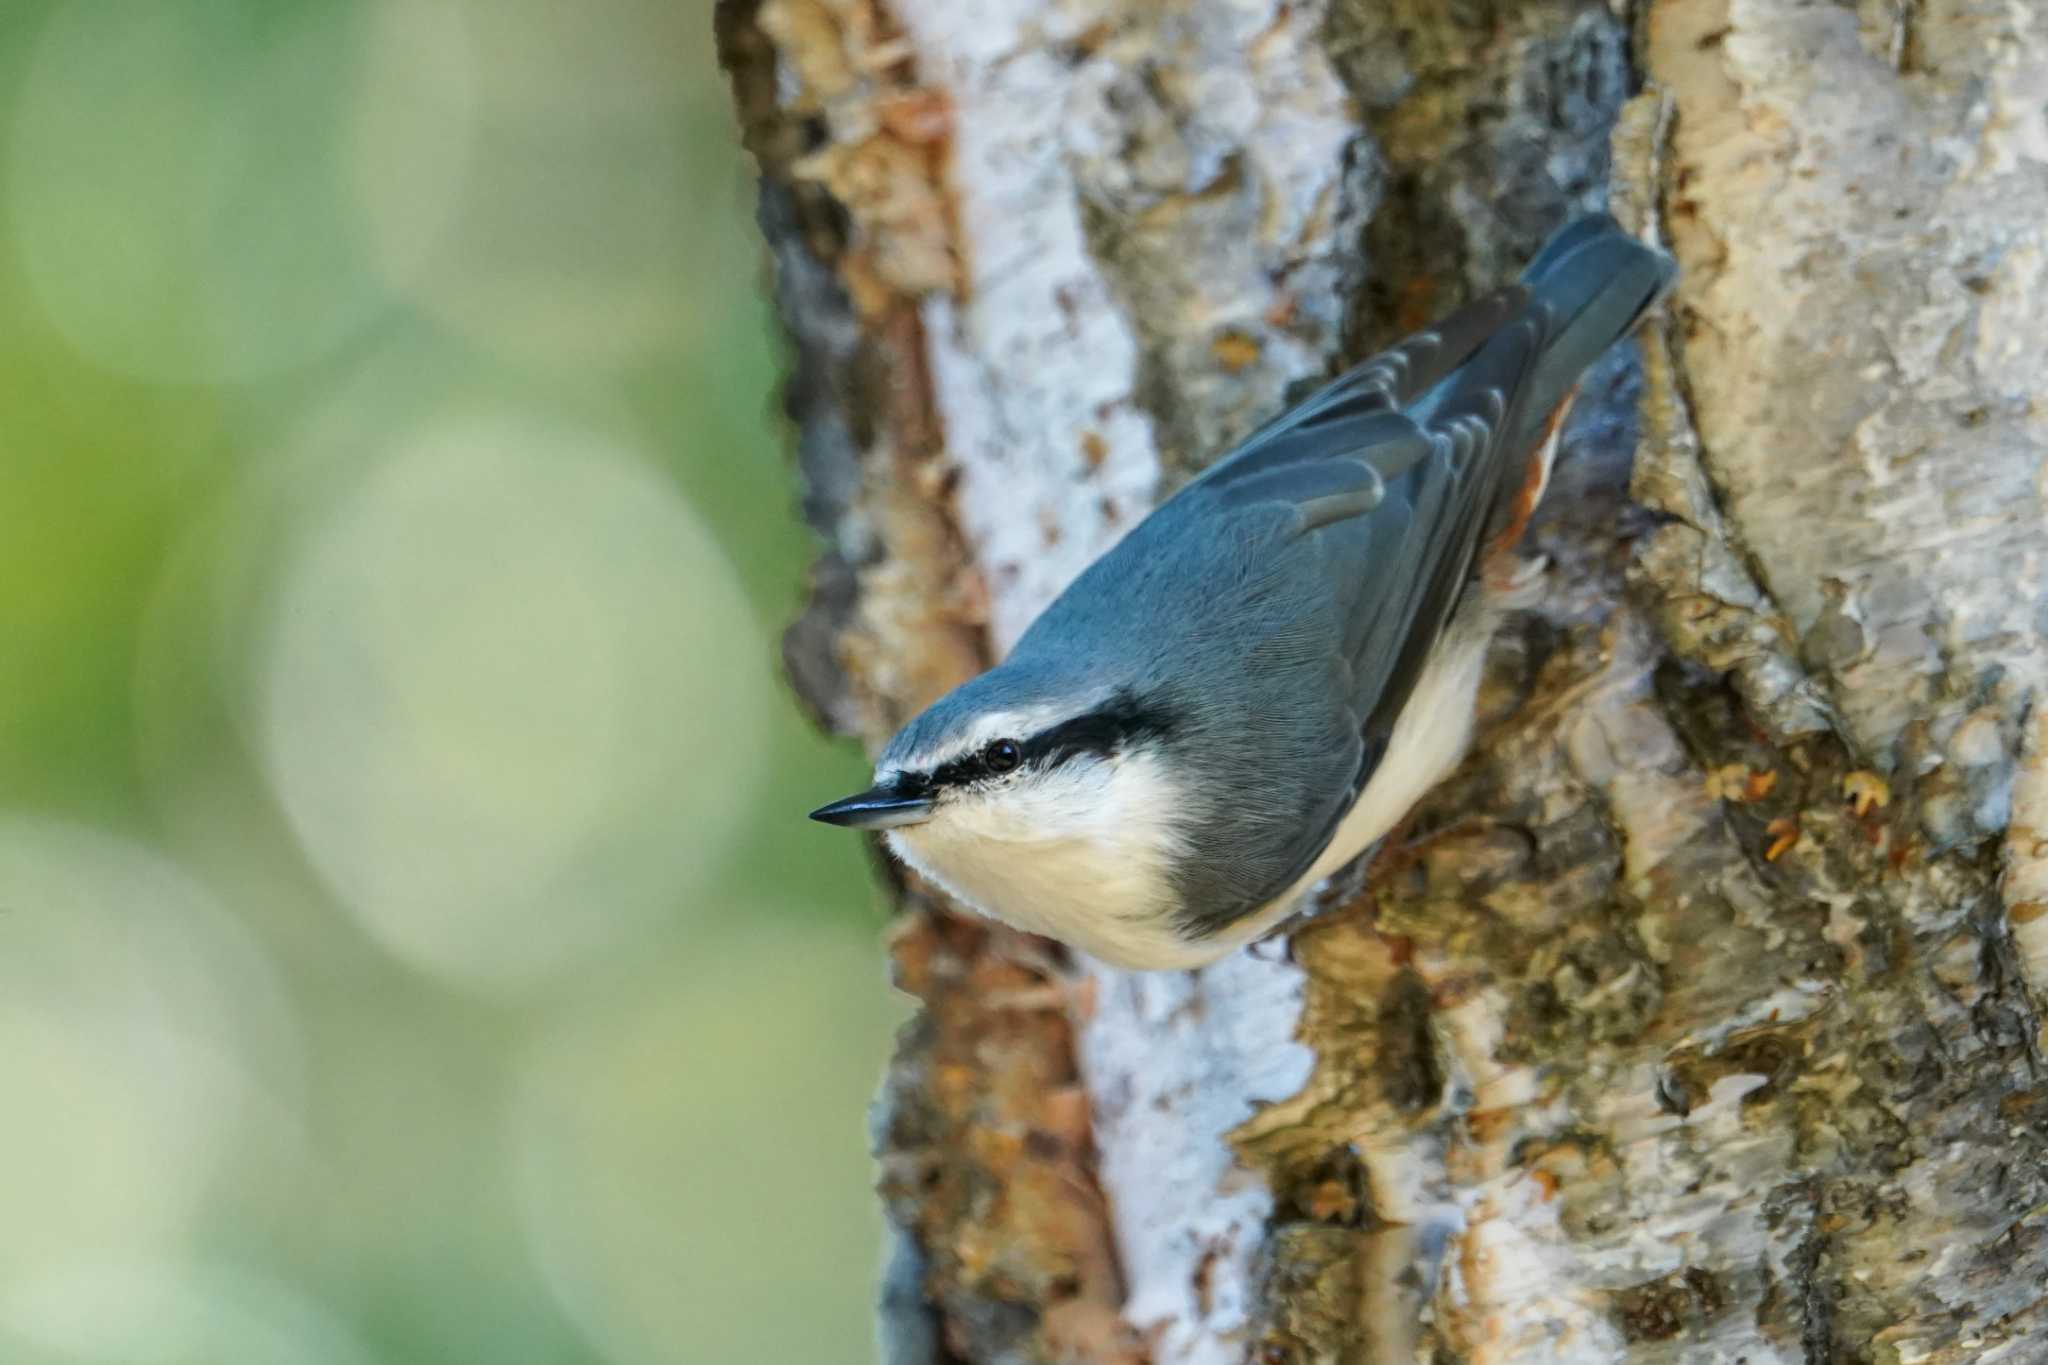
xmin=1193 ymin=285 xmax=1543 ymax=726
xmin=1167 ymin=301 xmax=1553 ymax=920
xmin=1223 ymin=287 xmax=1532 ymax=452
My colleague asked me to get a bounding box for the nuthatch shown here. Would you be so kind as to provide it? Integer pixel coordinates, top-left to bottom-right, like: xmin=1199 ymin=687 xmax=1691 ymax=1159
xmin=813 ymin=215 xmax=1676 ymax=970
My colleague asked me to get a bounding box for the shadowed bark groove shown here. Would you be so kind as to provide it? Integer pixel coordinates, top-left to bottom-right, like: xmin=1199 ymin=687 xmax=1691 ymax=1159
xmin=722 ymin=0 xmax=2048 ymax=1359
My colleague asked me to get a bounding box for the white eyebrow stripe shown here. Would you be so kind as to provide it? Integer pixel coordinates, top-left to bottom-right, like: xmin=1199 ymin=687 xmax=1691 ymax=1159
xmin=893 ymin=702 xmax=1079 ymax=774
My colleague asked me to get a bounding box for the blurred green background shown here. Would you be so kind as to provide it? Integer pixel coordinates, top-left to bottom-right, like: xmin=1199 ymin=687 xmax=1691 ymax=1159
xmin=0 ymin=1 xmax=908 ymax=1361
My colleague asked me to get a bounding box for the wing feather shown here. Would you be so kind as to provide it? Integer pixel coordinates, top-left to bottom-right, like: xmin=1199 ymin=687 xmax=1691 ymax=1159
xmin=1230 ymin=285 xmax=1530 ymax=445
xmin=1166 ymin=305 xmax=1554 ymax=911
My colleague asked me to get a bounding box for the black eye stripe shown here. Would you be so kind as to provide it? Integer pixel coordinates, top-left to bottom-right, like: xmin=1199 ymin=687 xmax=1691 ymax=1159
xmin=1024 ymin=689 xmax=1177 ymax=769
xmin=915 ymin=689 xmax=1178 ymax=791
xmin=888 ymin=770 xmax=936 ymax=799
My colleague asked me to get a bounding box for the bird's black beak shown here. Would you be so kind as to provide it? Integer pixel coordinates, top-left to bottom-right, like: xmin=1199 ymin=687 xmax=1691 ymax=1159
xmin=809 ymin=783 xmax=935 ymax=830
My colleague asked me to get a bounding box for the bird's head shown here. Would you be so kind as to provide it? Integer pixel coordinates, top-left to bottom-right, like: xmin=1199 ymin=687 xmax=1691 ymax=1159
xmin=809 ymin=665 xmax=1182 ymax=865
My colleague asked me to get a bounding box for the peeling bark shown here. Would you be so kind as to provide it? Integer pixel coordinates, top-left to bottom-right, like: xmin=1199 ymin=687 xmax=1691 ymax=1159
xmin=722 ymin=0 xmax=2048 ymax=1360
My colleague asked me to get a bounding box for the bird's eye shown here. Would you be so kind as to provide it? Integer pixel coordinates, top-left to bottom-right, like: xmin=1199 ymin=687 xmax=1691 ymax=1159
xmin=983 ymin=739 xmax=1022 ymax=774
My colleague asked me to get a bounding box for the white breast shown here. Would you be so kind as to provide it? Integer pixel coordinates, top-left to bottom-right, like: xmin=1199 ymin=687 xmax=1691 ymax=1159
xmin=1290 ymin=598 xmax=1498 ymax=894
xmin=883 ymin=749 xmax=1219 ymax=970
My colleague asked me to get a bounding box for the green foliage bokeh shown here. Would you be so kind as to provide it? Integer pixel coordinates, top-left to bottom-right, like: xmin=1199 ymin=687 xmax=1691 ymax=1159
xmin=0 ymin=3 xmax=899 ymax=1361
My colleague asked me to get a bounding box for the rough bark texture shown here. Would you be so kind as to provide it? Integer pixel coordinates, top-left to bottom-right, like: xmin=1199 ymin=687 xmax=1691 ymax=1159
xmin=720 ymin=1 xmax=2048 ymax=1360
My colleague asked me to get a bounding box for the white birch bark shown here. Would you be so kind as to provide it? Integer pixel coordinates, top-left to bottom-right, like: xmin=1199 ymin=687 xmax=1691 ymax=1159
xmin=723 ymin=0 xmax=2048 ymax=1358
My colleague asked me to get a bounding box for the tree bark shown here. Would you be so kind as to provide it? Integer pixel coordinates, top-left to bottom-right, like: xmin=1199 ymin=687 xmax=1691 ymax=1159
xmin=719 ymin=1 xmax=2048 ymax=1360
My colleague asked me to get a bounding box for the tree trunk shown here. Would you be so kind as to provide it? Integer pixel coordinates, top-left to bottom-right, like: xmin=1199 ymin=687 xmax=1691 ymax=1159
xmin=718 ymin=1 xmax=2048 ymax=1360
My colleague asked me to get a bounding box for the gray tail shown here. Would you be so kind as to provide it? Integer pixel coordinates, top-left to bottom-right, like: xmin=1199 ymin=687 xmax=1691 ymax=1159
xmin=1515 ymin=213 xmax=1677 ymax=432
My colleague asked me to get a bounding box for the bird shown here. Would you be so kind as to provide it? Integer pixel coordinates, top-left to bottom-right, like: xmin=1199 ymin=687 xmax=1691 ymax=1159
xmin=810 ymin=214 xmax=1677 ymax=971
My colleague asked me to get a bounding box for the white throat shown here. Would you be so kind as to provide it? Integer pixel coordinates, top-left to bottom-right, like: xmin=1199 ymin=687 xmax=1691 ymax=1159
xmin=882 ymin=747 xmax=1205 ymax=970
